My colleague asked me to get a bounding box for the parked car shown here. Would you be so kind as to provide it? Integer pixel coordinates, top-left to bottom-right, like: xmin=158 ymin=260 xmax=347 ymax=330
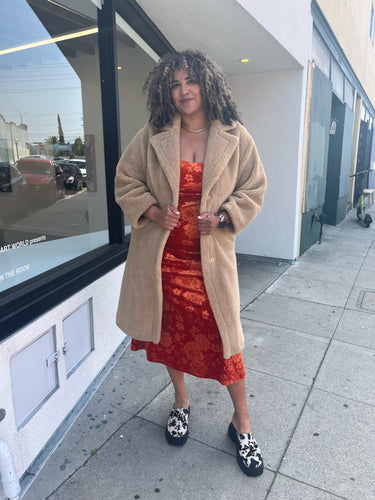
xmin=62 ymin=163 xmax=83 ymax=190
xmin=16 ymin=157 xmax=64 ymax=205
xmin=0 ymin=162 xmax=28 ymax=216
xmin=69 ymin=159 xmax=87 ymax=186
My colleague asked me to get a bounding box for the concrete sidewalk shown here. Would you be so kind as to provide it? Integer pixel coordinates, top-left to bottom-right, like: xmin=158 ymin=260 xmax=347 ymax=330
xmin=23 ymin=207 xmax=375 ymax=500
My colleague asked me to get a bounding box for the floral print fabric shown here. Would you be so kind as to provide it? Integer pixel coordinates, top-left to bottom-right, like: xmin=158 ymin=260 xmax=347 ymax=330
xmin=131 ymin=160 xmax=245 ymax=385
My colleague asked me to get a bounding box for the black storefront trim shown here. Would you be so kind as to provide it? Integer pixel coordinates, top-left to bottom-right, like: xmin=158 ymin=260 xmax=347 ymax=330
xmin=0 ymin=0 xmax=173 ymax=342
xmin=116 ymin=0 xmax=175 ymax=57
xmin=99 ymin=0 xmax=123 ymax=245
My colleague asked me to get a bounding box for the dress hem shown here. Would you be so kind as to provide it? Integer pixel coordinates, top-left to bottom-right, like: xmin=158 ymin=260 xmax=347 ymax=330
xmin=131 ymin=343 xmax=246 ymax=386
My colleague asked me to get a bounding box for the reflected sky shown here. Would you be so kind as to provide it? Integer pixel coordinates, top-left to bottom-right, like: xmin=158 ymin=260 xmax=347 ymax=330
xmin=0 ymin=0 xmax=83 ymax=143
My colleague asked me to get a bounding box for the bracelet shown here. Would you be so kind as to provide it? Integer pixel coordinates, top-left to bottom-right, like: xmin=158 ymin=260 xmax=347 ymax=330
xmin=214 ymin=212 xmax=227 ymax=228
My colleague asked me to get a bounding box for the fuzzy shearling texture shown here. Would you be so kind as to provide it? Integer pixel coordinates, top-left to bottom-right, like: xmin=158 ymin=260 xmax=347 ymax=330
xmin=115 ymin=115 xmax=267 ymax=359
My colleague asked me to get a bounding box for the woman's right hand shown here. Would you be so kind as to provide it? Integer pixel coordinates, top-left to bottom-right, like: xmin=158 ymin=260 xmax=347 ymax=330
xmin=143 ymin=205 xmax=180 ymax=230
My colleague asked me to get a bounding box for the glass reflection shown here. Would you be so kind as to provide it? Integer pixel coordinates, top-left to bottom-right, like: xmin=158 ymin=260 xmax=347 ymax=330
xmin=115 ymin=13 xmax=159 ymax=240
xmin=0 ymin=0 xmax=108 ymax=292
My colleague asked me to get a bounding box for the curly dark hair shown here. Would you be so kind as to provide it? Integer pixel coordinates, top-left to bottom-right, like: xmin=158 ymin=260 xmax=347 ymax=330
xmin=143 ymin=50 xmax=241 ymax=131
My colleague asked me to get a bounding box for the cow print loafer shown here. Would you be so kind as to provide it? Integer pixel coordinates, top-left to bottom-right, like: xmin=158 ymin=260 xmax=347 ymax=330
xmin=165 ymin=406 xmax=190 ymax=446
xmin=228 ymin=422 xmax=264 ymax=476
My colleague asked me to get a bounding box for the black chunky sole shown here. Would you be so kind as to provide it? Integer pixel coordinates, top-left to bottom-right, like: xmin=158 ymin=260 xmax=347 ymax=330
xmin=228 ymin=422 xmax=264 ymax=477
xmin=165 ymin=427 xmax=189 ymax=446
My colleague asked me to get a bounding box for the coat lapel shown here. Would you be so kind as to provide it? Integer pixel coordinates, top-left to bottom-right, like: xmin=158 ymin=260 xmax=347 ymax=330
xmin=202 ymin=121 xmax=238 ymax=195
xmin=149 ymin=118 xmax=238 ymax=204
xmin=149 ymin=117 xmax=181 ymax=205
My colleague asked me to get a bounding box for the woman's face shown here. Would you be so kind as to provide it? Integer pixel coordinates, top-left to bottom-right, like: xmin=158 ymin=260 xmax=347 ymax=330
xmin=170 ymin=68 xmax=204 ymax=119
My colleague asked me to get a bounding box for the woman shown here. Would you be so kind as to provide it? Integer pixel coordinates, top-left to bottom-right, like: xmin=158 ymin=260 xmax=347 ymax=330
xmin=115 ymin=50 xmax=266 ymax=476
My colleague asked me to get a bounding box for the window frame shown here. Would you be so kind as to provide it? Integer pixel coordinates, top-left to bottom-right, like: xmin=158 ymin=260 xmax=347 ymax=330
xmin=0 ymin=0 xmax=174 ymax=342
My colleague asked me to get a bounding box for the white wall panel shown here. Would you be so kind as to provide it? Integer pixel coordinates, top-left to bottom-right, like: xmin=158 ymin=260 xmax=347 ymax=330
xmin=11 ymin=328 xmax=58 ymax=429
xmin=0 ymin=264 xmax=125 ymax=477
xmin=63 ymin=300 xmax=94 ymax=377
xmin=237 ymin=0 xmax=312 ymax=67
xmin=230 ymin=69 xmax=307 ymax=260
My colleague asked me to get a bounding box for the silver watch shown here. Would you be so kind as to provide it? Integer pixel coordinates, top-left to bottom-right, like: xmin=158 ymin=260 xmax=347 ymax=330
xmin=215 ymin=213 xmax=227 ymax=228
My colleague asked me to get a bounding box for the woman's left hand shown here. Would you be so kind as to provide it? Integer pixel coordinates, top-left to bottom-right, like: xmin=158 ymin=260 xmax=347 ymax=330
xmin=197 ymin=212 xmax=219 ymax=235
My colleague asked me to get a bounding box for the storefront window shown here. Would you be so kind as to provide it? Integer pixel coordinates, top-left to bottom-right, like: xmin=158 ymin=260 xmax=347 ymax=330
xmin=331 ymin=58 xmax=344 ymax=101
xmin=344 ymin=78 xmax=354 ymax=109
xmin=312 ymin=28 xmax=330 ymax=78
xmin=115 ymin=13 xmax=159 ymax=238
xmin=0 ymin=0 xmax=108 ymax=292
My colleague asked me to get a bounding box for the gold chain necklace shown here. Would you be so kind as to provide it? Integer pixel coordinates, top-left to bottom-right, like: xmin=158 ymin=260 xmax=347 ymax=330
xmin=181 ymin=125 xmax=209 ymax=133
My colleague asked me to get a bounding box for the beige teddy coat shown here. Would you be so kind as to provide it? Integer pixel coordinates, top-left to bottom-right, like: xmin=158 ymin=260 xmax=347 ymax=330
xmin=115 ymin=115 xmax=266 ymax=359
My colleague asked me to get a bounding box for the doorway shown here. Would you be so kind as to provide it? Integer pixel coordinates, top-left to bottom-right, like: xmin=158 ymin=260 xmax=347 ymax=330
xmin=323 ymin=93 xmax=353 ymax=225
xmin=353 ymin=119 xmax=374 ymax=206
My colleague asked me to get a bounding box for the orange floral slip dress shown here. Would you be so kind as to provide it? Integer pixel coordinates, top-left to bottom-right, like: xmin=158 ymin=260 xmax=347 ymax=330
xmin=131 ymin=160 xmax=246 ymax=385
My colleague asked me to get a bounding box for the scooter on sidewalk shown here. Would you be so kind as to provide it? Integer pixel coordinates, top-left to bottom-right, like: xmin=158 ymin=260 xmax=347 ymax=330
xmin=356 ymin=194 xmax=373 ymax=228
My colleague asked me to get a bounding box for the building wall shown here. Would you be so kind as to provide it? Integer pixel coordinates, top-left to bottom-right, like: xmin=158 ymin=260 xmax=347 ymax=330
xmin=237 ymin=0 xmax=312 ymax=67
xmin=230 ymin=68 xmax=307 ymax=260
xmin=317 ymin=0 xmax=375 ymax=105
xmin=0 ymin=115 xmax=29 ymax=163
xmin=0 ymin=265 xmax=125 ymax=478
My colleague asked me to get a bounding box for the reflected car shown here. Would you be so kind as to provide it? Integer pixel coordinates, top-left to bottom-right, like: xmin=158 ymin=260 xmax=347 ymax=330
xmin=24 ymin=155 xmax=49 ymax=159
xmin=54 ymin=157 xmax=68 ymax=164
xmin=69 ymin=159 xmax=87 ymax=186
xmin=16 ymin=157 xmax=64 ymax=205
xmin=0 ymin=162 xmax=28 ymax=216
xmin=62 ymin=163 xmax=83 ymax=190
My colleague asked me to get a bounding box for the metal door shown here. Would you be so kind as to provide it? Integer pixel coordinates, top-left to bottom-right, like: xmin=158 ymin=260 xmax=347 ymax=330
xmin=354 ymin=121 xmax=374 ymax=205
xmin=300 ymin=66 xmax=332 ymax=254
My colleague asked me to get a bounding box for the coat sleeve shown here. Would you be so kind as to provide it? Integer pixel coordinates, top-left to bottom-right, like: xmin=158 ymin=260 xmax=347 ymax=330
xmin=115 ymin=126 xmax=158 ymax=229
xmin=220 ymin=127 xmax=267 ymax=235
